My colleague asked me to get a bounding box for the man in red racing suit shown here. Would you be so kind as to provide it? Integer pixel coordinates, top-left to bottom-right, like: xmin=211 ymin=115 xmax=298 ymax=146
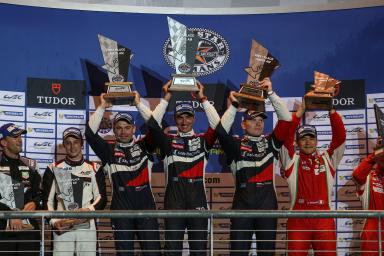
xmin=279 ymin=103 xmax=346 ymax=255
xmin=353 ymin=146 xmax=384 ymax=255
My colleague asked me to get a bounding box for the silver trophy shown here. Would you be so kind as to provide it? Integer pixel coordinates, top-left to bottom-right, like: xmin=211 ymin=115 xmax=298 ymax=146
xmin=53 ymin=168 xmax=89 ymax=232
xmin=0 ymin=172 xmax=33 ymax=230
xmin=98 ymin=34 xmax=135 ymax=105
xmin=167 ymin=17 xmax=199 ymax=91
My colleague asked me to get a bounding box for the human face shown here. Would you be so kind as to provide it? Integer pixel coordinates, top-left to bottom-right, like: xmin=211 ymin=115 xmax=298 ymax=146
xmin=113 ymin=120 xmax=135 ymax=143
xmin=63 ymin=136 xmax=83 ymax=161
xmin=0 ymin=135 xmax=23 ymax=157
xmin=297 ymin=135 xmax=317 ymax=155
xmin=175 ymin=113 xmax=195 ymax=133
xmin=241 ymin=116 xmax=264 ymax=137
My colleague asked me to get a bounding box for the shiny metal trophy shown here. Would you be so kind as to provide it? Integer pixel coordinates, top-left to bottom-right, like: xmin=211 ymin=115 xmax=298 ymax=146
xmin=0 ymin=172 xmax=34 ymax=230
xmin=374 ymin=104 xmax=384 ymax=166
xmin=53 ymin=168 xmax=89 ymax=233
xmin=167 ymin=17 xmax=199 ymax=91
xmin=98 ymin=34 xmax=135 ymax=105
xmin=304 ymin=71 xmax=341 ymax=110
xmin=233 ymin=39 xmax=280 ymax=111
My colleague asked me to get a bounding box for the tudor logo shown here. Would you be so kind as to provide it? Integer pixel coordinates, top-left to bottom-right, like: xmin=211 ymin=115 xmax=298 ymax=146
xmin=52 ymin=83 xmax=61 ymax=95
xmin=163 ymin=28 xmax=230 ymax=76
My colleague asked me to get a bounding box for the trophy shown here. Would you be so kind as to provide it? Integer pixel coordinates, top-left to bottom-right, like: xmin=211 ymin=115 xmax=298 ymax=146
xmin=0 ymin=172 xmax=34 ymax=230
xmin=304 ymin=71 xmax=341 ymax=110
xmin=167 ymin=17 xmax=199 ymax=91
xmin=98 ymin=34 xmax=135 ymax=105
xmin=373 ymin=104 xmax=384 ymax=166
xmin=53 ymin=168 xmax=89 ymax=234
xmin=233 ymin=39 xmax=280 ymax=112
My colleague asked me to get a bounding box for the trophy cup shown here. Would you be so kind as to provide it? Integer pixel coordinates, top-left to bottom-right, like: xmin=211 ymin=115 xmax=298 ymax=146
xmin=0 ymin=172 xmax=34 ymax=230
xmin=53 ymin=168 xmax=89 ymax=234
xmin=373 ymin=104 xmax=384 ymax=166
xmin=233 ymin=39 xmax=280 ymax=112
xmin=167 ymin=17 xmax=199 ymax=91
xmin=304 ymin=71 xmax=341 ymax=110
xmin=98 ymin=34 xmax=135 ymax=105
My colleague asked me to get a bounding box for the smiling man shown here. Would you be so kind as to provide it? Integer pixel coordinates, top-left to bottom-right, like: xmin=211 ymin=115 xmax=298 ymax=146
xmin=0 ymin=123 xmax=42 ymax=255
xmin=214 ymin=78 xmax=291 ymax=255
xmin=136 ymin=81 xmax=218 ymax=256
xmin=42 ymin=127 xmax=107 ymax=256
xmin=280 ymin=103 xmax=346 ymax=256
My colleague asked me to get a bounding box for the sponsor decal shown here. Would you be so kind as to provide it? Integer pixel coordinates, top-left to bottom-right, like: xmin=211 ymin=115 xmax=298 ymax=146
xmin=27 ymin=128 xmax=54 ymax=134
xmin=58 ymin=114 xmax=84 ymax=120
xmin=27 ymin=77 xmax=85 ymax=109
xmin=33 ymin=141 xmax=53 ymax=149
xmin=0 ymin=110 xmax=23 ymax=116
xmin=0 ymin=92 xmax=25 ymax=106
xmin=163 ymin=28 xmax=230 ymax=76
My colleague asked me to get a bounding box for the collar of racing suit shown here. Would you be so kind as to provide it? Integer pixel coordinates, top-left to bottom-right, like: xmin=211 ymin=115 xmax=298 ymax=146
xmin=177 ymin=129 xmax=195 ymax=137
xmin=244 ymin=134 xmax=265 ymax=142
xmin=64 ymin=156 xmax=85 ymax=166
xmin=299 ymin=151 xmax=318 ymax=160
xmin=116 ymin=139 xmax=135 ymax=148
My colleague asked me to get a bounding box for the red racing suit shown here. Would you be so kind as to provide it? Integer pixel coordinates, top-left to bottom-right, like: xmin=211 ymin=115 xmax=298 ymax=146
xmin=353 ymin=153 xmax=384 ymax=256
xmin=280 ymin=112 xmax=346 ymax=256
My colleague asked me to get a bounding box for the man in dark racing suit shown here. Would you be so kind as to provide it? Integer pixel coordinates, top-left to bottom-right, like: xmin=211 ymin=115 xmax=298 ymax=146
xmin=0 ymin=123 xmax=42 ymax=255
xmin=214 ymin=78 xmax=291 ymax=255
xmin=85 ymin=93 xmax=163 ymax=256
xmin=136 ymin=82 xmax=218 ymax=256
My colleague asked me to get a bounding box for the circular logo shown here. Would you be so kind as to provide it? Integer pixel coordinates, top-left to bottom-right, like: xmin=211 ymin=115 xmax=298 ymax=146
xmin=67 ymin=202 xmax=79 ymax=211
xmin=163 ymin=28 xmax=230 ymax=76
xmin=112 ymin=74 xmax=125 ymax=82
xmin=178 ymin=63 xmax=192 ymax=73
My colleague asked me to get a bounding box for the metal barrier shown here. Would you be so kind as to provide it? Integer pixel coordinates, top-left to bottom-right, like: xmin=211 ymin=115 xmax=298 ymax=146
xmin=0 ymin=210 xmax=383 ymax=255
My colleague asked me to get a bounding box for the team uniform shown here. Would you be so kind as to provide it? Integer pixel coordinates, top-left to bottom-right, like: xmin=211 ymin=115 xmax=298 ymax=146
xmin=353 ymin=153 xmax=384 ymax=255
xmin=280 ymin=112 xmax=346 ymax=255
xmin=0 ymin=153 xmax=42 ymax=255
xmin=215 ymin=92 xmax=291 ymax=255
xmin=138 ymin=99 xmax=218 ymax=256
xmin=85 ymin=108 xmax=161 ymax=256
xmin=42 ymin=157 xmax=107 ymax=256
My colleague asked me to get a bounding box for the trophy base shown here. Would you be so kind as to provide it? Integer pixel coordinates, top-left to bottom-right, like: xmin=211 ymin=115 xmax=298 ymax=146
xmin=169 ymin=74 xmax=199 ymax=92
xmin=54 ymin=219 xmax=90 ymax=235
xmin=103 ymin=92 xmax=136 ymax=105
xmin=304 ymin=92 xmax=333 ymax=110
xmin=233 ymin=92 xmax=265 ymax=112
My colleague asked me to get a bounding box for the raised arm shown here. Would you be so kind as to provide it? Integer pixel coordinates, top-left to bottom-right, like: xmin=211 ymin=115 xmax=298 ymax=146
xmin=327 ymin=109 xmax=346 ymax=168
xmin=352 ymin=153 xmax=375 ymax=185
xmin=85 ymin=94 xmax=113 ymax=163
xmin=215 ymin=91 xmax=241 ymax=163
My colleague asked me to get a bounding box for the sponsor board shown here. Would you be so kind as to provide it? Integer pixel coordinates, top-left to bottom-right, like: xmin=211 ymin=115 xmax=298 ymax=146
xmin=316 ymin=139 xmax=366 ymax=155
xmin=337 ymin=170 xmax=354 ymax=186
xmin=26 ymin=138 xmax=55 ymax=154
xmin=26 ymin=108 xmax=55 ymax=123
xmin=337 ymin=232 xmax=361 ymax=248
xmin=367 ymin=108 xmax=377 ymax=124
xmin=0 ymin=106 xmax=25 ymax=122
xmin=337 ymin=201 xmax=362 ymax=210
xmin=0 ymin=91 xmax=25 ymax=106
xmin=26 ymin=123 xmax=55 ymax=138
xmin=27 ymin=77 xmax=85 ymax=109
xmin=337 ymin=185 xmax=358 ymax=201
xmin=316 ymin=124 xmax=366 ymax=141
xmin=305 ymin=109 xmax=366 ymax=126
xmin=367 ymin=93 xmax=384 ymax=108
xmin=367 ymin=123 xmax=378 ymax=138
xmin=57 ymin=109 xmax=86 ymax=124
xmin=337 ymin=155 xmax=365 ymax=170
xmin=25 ymin=153 xmax=54 ymax=173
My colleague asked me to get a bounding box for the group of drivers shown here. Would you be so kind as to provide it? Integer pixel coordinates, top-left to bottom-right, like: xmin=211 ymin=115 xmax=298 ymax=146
xmin=0 ymin=78 xmax=382 ymax=256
